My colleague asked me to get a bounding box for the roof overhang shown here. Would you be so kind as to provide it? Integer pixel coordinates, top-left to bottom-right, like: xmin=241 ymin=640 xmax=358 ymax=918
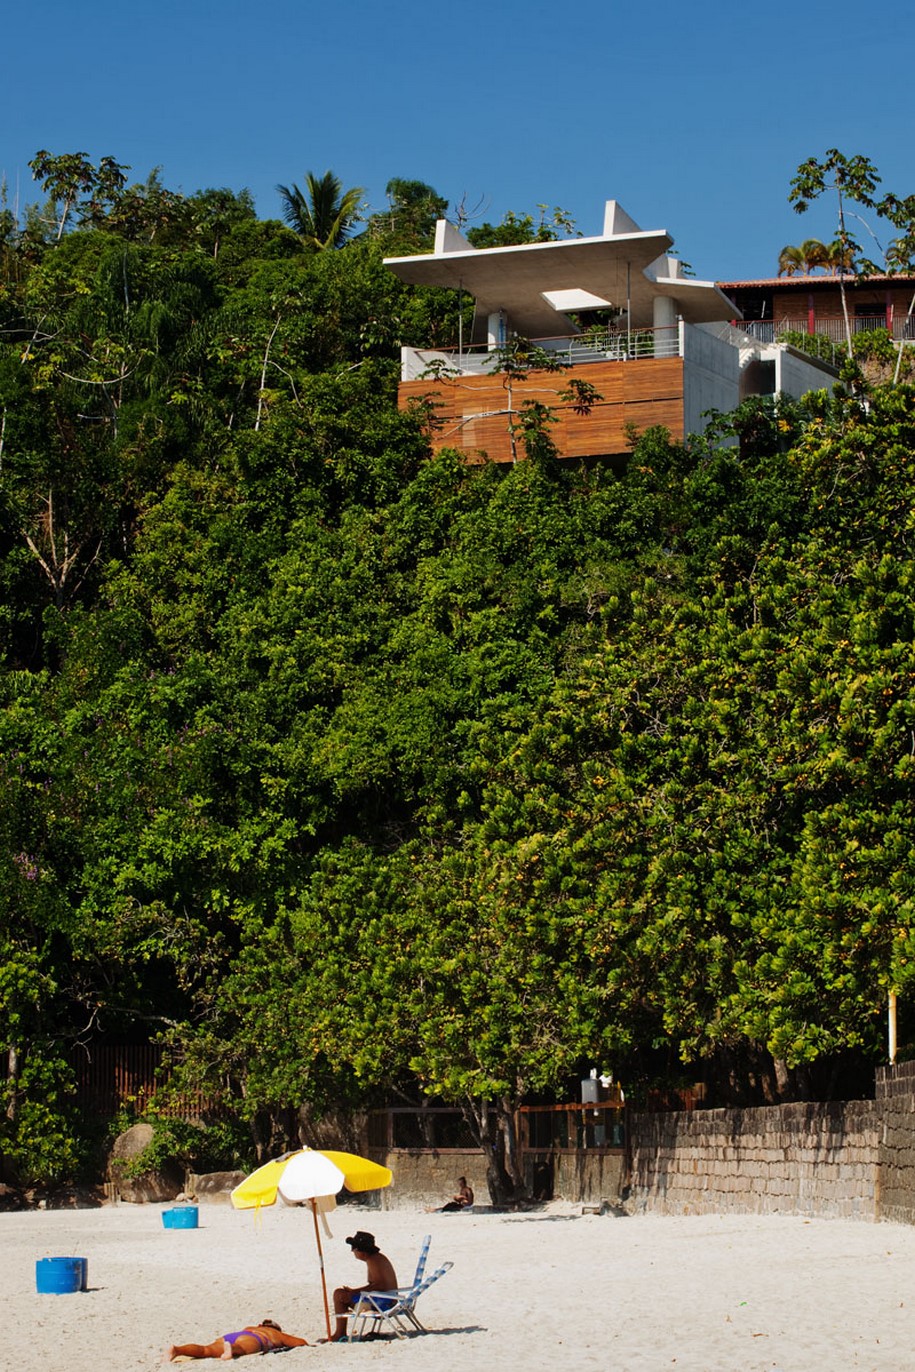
xmin=653 ymin=275 xmax=745 ymax=324
xmin=384 ymin=201 xmax=741 ymax=340
xmin=386 ymin=229 xmax=672 ymax=338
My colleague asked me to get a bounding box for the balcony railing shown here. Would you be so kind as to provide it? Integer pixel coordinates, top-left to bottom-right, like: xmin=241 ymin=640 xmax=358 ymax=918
xmin=740 ymin=315 xmax=915 ymax=346
xmin=403 ymin=324 xmax=681 ymax=381
xmin=540 ymin=324 xmax=681 ymax=364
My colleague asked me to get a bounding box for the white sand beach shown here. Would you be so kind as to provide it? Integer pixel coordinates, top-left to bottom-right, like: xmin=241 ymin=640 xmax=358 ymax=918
xmin=7 ymin=1200 xmax=915 ymax=1372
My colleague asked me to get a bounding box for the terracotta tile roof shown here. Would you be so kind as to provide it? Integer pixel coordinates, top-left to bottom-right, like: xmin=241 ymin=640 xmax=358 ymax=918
xmin=717 ymin=274 xmax=914 ymax=289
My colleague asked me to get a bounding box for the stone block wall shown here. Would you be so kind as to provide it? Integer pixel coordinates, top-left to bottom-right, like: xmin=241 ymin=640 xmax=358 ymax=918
xmin=627 ymin=1100 xmax=880 ymax=1219
xmin=353 ymin=1065 xmax=915 ymax=1219
xmin=875 ymin=1061 xmax=915 ymax=1224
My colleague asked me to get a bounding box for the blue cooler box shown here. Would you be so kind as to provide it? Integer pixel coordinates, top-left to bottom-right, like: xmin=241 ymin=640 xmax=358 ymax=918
xmin=162 ymin=1205 xmax=199 ymax=1229
xmin=36 ymin=1256 xmax=88 ymax=1293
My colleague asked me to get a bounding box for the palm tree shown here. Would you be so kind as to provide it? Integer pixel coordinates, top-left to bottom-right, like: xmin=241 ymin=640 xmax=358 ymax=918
xmin=824 ymin=238 xmax=856 ymax=275
xmin=778 ymin=239 xmax=832 ymax=276
xmin=377 ymin=178 xmax=447 ymax=247
xmin=276 ymin=170 xmax=363 ymax=249
xmin=777 ymin=244 xmax=805 ymax=277
xmin=801 ymin=238 xmax=830 ymax=273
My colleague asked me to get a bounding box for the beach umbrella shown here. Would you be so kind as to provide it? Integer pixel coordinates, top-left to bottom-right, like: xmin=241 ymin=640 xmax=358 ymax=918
xmin=231 ymin=1148 xmax=393 ymax=1338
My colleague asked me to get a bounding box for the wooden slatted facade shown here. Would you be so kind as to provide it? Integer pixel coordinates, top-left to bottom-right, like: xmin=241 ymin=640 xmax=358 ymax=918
xmin=400 ymin=358 xmax=685 ymax=463
xmin=70 ymin=1044 xmax=220 ymax=1120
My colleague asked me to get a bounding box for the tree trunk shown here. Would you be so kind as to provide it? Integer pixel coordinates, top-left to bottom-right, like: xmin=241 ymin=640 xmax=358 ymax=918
xmin=6 ymin=1045 xmax=20 ymax=1122
xmin=838 ymin=272 xmax=853 ymax=359
xmin=460 ymin=1097 xmax=515 ymax=1204
xmin=255 ymin=317 xmax=281 ymax=431
xmin=496 ymin=1094 xmax=526 ymax=1197
xmin=460 ymin=1096 xmax=527 ymax=1204
xmin=773 ymin=1057 xmax=792 ymax=1101
xmin=835 ymin=187 xmax=854 ymax=358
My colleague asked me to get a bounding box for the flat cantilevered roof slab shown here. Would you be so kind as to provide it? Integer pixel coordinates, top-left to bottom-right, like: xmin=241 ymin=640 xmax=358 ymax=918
xmin=652 ymin=273 xmax=746 ymax=324
xmin=384 ymin=201 xmax=740 ymax=340
xmin=385 ymin=229 xmax=671 ymax=339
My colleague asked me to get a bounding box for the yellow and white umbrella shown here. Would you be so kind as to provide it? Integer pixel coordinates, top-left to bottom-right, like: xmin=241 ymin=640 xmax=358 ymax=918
xmin=231 ymin=1148 xmax=393 ymax=1337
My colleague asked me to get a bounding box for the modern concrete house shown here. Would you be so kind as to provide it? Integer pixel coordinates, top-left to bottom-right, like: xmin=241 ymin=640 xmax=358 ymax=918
xmin=384 ymin=201 xmax=837 ymax=464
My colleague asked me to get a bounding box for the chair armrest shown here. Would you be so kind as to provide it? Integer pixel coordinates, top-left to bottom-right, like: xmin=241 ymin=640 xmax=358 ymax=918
xmin=352 ymin=1288 xmax=402 ymax=1309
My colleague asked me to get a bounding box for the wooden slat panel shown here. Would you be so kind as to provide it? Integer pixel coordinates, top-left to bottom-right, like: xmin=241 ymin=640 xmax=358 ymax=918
xmin=70 ymin=1044 xmax=222 ymax=1121
xmin=400 ymin=358 xmax=684 ymax=463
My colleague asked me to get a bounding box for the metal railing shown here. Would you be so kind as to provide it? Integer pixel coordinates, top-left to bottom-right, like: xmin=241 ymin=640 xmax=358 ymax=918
xmin=741 ymin=315 xmax=915 ymax=344
xmin=540 ymin=324 xmax=681 ymax=364
xmin=410 ymin=325 xmax=682 ymax=379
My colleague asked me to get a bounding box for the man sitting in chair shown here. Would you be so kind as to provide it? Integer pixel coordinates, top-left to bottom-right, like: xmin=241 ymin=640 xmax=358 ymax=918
xmin=328 ymin=1231 xmax=398 ymax=1342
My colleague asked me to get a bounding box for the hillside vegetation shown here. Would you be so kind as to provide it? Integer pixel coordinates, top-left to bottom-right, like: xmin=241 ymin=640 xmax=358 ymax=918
xmin=2 ymin=160 xmax=915 ymax=1193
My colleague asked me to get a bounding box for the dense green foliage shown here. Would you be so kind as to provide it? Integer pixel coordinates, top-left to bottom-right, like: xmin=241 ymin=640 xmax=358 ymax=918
xmin=3 ymin=157 xmax=915 ymax=1194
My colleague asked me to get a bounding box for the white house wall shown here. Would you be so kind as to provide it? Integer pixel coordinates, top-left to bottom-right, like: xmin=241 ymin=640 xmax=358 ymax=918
xmin=768 ymin=345 xmax=837 ymax=400
xmin=681 ymin=321 xmax=740 ymax=439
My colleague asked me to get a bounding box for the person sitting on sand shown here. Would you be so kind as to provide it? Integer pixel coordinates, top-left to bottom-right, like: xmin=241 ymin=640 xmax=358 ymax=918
xmin=326 ymin=1230 xmax=398 ymax=1343
xmin=429 ymin=1176 xmax=474 ymax=1213
xmin=167 ymin=1320 xmax=308 ymax=1360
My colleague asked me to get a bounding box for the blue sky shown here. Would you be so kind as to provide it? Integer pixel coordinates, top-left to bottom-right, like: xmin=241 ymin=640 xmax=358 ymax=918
xmin=5 ymin=1 xmax=913 ymax=281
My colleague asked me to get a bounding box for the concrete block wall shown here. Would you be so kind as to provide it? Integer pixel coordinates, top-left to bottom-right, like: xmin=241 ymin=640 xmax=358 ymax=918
xmin=875 ymin=1061 xmax=915 ymax=1224
xmin=627 ymin=1100 xmax=880 ymax=1219
xmin=373 ymin=1148 xmax=625 ymax=1208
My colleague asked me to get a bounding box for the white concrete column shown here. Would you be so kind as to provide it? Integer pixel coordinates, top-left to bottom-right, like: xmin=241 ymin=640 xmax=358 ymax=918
xmin=487 ymin=310 xmax=506 ymax=350
xmin=653 ymin=295 xmax=677 ymax=355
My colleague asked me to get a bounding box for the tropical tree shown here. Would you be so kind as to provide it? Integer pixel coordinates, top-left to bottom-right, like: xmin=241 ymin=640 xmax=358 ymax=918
xmin=467 ymin=205 xmax=578 ymax=247
xmin=788 ymin=149 xmax=915 ymax=376
xmin=802 ymin=238 xmax=831 ymax=272
xmin=276 ymin=170 xmax=363 ymax=250
xmin=824 ymin=238 xmax=856 ymax=275
xmin=27 ymin=150 xmax=129 ymax=241
xmin=369 ymin=179 xmax=447 ymax=250
xmin=187 ymin=187 xmax=257 ymax=258
xmin=789 ymin=150 xmax=882 ymax=355
xmin=100 ymin=168 xmax=191 ymax=244
xmin=777 ymin=239 xmax=833 ymax=276
xmin=777 ymin=244 xmax=804 ymax=277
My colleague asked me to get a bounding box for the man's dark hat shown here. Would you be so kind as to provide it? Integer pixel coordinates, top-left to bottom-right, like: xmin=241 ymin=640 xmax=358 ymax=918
xmin=346 ymin=1230 xmax=379 ymax=1254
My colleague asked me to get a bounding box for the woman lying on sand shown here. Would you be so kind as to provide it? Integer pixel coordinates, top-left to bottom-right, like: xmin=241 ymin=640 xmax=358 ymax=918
xmin=167 ymin=1320 xmax=308 ymax=1360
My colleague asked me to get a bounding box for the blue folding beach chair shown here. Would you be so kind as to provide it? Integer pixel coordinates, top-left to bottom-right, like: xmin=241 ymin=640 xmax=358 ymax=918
xmin=348 ymin=1234 xmax=453 ymax=1340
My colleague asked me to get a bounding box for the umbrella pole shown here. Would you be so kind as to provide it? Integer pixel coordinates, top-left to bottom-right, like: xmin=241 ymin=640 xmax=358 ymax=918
xmin=311 ymin=1198 xmax=333 ymax=1340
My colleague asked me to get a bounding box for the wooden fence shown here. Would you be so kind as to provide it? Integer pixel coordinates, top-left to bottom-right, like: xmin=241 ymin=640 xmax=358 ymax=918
xmin=70 ymin=1044 xmax=220 ymax=1120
